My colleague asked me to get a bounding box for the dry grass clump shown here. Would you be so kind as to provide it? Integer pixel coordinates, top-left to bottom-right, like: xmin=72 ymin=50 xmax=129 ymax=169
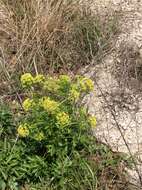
xmin=114 ymin=42 xmax=142 ymax=91
xmin=0 ymin=0 xmax=117 ymax=89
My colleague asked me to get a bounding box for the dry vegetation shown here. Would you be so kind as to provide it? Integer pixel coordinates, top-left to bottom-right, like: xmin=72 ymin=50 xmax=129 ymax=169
xmin=0 ymin=0 xmax=117 ymax=95
xmin=114 ymin=42 xmax=142 ymax=92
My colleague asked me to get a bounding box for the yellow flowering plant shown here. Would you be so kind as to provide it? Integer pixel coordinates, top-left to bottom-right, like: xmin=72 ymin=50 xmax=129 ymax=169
xmin=34 ymin=74 xmax=45 ymax=84
xmin=56 ymin=112 xmax=70 ymax=127
xmin=88 ymin=116 xmax=97 ymax=128
xmin=17 ymin=124 xmax=29 ymax=137
xmin=22 ymin=98 xmax=35 ymax=111
xmin=18 ymin=72 xmax=96 ymax=142
xmin=21 ymin=73 xmax=34 ymax=87
xmin=1 ymin=74 xmax=127 ymax=189
xmin=13 ymin=72 xmax=98 ymax=186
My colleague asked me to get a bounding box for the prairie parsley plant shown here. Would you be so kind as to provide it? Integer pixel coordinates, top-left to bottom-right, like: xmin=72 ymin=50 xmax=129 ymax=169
xmin=21 ymin=73 xmax=34 ymax=87
xmin=88 ymin=116 xmax=97 ymax=128
xmin=15 ymin=73 xmax=97 ymax=187
xmin=22 ymin=98 xmax=34 ymax=111
xmin=69 ymin=88 xmax=80 ymax=102
xmin=41 ymin=97 xmax=59 ymax=114
xmin=34 ymin=74 xmax=45 ymax=84
xmin=17 ymin=124 xmax=29 ymax=137
xmin=56 ymin=112 xmax=70 ymax=127
xmin=34 ymin=131 xmax=45 ymax=141
xmin=80 ymin=77 xmax=94 ymax=92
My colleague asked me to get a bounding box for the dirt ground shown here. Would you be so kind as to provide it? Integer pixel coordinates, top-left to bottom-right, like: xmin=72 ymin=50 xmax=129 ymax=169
xmin=84 ymin=0 xmax=142 ymax=188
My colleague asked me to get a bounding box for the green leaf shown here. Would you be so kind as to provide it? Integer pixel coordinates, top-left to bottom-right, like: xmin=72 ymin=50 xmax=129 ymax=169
xmin=0 ymin=180 xmax=6 ymax=190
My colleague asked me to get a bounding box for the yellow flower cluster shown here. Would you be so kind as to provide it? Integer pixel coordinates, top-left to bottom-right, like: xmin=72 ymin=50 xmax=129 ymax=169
xmin=67 ymin=76 xmax=94 ymax=102
xmin=21 ymin=73 xmax=45 ymax=87
xmin=69 ymin=88 xmax=80 ymax=102
xmin=34 ymin=132 xmax=45 ymax=141
xmin=18 ymin=73 xmax=98 ymax=143
xmin=85 ymin=78 xmax=94 ymax=91
xmin=34 ymin=74 xmax=45 ymax=84
xmin=20 ymin=73 xmax=94 ymax=94
xmin=22 ymin=98 xmax=34 ymax=111
xmin=21 ymin=73 xmax=34 ymax=87
xmin=80 ymin=78 xmax=94 ymax=92
xmin=42 ymin=97 xmax=59 ymax=114
xmin=43 ymin=77 xmax=59 ymax=92
xmin=17 ymin=124 xmax=29 ymax=137
xmin=88 ymin=116 xmax=97 ymax=128
xmin=56 ymin=112 xmax=70 ymax=127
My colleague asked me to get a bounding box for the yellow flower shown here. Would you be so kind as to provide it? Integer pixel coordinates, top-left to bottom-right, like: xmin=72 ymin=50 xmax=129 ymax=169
xmin=34 ymin=132 xmax=45 ymax=141
xmin=22 ymin=98 xmax=34 ymax=111
xmin=80 ymin=77 xmax=94 ymax=92
xmin=20 ymin=73 xmax=34 ymax=87
xmin=17 ymin=124 xmax=29 ymax=137
xmin=88 ymin=116 xmax=97 ymax=128
xmin=69 ymin=88 xmax=80 ymax=102
xmin=85 ymin=78 xmax=94 ymax=91
xmin=56 ymin=112 xmax=70 ymax=127
xmin=42 ymin=97 xmax=59 ymax=114
xmin=80 ymin=80 xmax=86 ymax=91
xmin=43 ymin=77 xmax=59 ymax=92
xmin=34 ymin=74 xmax=45 ymax=84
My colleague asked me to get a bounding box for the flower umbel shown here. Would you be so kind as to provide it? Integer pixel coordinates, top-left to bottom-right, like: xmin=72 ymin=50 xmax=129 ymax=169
xmin=42 ymin=97 xmax=59 ymax=114
xmin=21 ymin=73 xmax=34 ymax=87
xmin=17 ymin=124 xmax=29 ymax=137
xmin=34 ymin=132 xmax=45 ymax=141
xmin=80 ymin=77 xmax=94 ymax=92
xmin=56 ymin=112 xmax=70 ymax=127
xmin=43 ymin=77 xmax=59 ymax=92
xmin=84 ymin=78 xmax=94 ymax=91
xmin=69 ymin=88 xmax=80 ymax=102
xmin=22 ymin=98 xmax=34 ymax=111
xmin=34 ymin=74 xmax=45 ymax=84
xmin=88 ymin=116 xmax=97 ymax=128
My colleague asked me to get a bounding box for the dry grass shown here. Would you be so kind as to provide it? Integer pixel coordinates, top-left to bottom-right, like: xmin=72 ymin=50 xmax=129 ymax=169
xmin=114 ymin=42 xmax=142 ymax=92
xmin=0 ymin=0 xmax=117 ymax=95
